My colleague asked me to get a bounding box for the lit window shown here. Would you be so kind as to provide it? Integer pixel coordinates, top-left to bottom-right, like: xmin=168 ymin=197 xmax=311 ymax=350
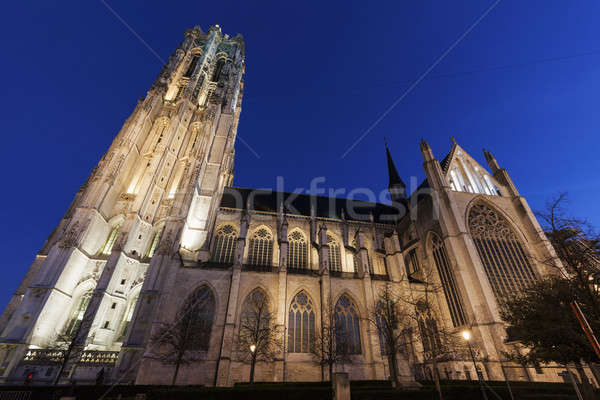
xmin=247 ymin=228 xmax=273 ymax=267
xmin=430 ymin=234 xmax=466 ymax=327
xmin=334 ymin=295 xmax=361 ymax=354
xmin=211 ymin=225 xmax=237 ymax=264
xmin=288 ymin=230 xmax=308 ymax=269
xmin=65 ymin=292 xmax=92 ymax=336
xmin=469 ymin=203 xmax=536 ymax=300
xmin=288 ymin=291 xmax=315 ymax=353
xmin=146 ymin=227 xmax=163 ymax=259
xmin=327 ymin=234 xmax=341 ymax=272
xmin=101 ymin=225 xmax=122 ymax=255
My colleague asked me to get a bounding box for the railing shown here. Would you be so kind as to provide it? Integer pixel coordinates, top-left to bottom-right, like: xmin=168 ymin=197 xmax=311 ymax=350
xmin=22 ymin=349 xmax=119 ymax=366
xmin=79 ymin=350 xmax=119 ymax=366
xmin=22 ymin=349 xmax=64 ymax=365
xmin=0 ymin=392 xmax=31 ymax=400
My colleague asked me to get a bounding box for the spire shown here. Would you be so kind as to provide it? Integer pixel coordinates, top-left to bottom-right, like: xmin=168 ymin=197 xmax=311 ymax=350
xmin=385 ymin=143 xmax=409 ymax=210
xmin=385 ymin=143 xmax=405 ymax=188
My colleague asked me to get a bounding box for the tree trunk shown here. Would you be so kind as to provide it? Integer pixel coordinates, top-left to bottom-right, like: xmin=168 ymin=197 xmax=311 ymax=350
xmin=172 ymin=349 xmax=184 ymax=385
xmin=250 ymin=354 xmax=256 ymax=383
xmin=329 ymin=363 xmax=333 ymax=383
xmin=432 ymin=358 xmax=443 ymax=400
xmin=172 ymin=361 xmax=181 ymax=386
xmin=387 ymin=353 xmax=400 ymax=390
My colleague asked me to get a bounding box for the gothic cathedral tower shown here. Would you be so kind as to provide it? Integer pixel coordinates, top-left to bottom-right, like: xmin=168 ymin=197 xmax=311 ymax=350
xmin=0 ymin=25 xmax=244 ymax=383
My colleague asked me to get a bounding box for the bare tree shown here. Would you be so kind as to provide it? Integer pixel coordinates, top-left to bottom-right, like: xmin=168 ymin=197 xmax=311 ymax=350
xmin=366 ymin=284 xmax=411 ymax=389
xmin=500 ymin=192 xmax=600 ymax=398
xmin=237 ymin=291 xmax=282 ymax=383
xmin=401 ymin=269 xmax=465 ymax=400
xmin=151 ymin=289 xmax=213 ymax=385
xmin=47 ymin=329 xmax=84 ymax=385
xmin=311 ymin=296 xmax=352 ymax=382
xmin=535 ymin=192 xmax=600 ymax=321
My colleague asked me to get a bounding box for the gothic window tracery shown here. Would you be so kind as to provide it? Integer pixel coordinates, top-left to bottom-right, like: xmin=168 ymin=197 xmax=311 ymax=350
xmin=178 ymin=286 xmax=215 ymax=351
xmin=469 ymin=203 xmax=536 ymax=300
xmin=429 ymin=233 xmax=466 ymax=327
xmin=288 ymin=291 xmax=315 ymax=353
xmin=334 ymin=295 xmax=361 ymax=354
xmin=288 ymin=230 xmax=308 ymax=269
xmin=327 ymin=234 xmax=342 ymax=272
xmin=211 ymin=225 xmax=238 ymax=264
xmin=247 ymin=228 xmax=273 ymax=267
xmin=447 ymin=155 xmax=499 ymax=196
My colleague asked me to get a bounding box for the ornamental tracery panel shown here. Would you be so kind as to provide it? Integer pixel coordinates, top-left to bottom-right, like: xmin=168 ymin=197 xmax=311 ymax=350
xmin=468 ymin=203 xmax=536 ymax=300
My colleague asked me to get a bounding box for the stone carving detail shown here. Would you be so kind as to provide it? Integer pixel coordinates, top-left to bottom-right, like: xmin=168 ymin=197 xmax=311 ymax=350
xmin=59 ymin=220 xmax=80 ymax=249
xmin=468 ymin=203 xmax=515 ymax=240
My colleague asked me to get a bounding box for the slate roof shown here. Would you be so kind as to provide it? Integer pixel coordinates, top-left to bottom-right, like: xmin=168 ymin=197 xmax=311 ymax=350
xmin=220 ymin=187 xmax=403 ymax=224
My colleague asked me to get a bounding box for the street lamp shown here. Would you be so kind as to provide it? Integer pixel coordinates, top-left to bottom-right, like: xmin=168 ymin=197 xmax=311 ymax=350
xmin=249 ymin=344 xmax=257 ymax=383
xmin=461 ymin=330 xmax=488 ymax=400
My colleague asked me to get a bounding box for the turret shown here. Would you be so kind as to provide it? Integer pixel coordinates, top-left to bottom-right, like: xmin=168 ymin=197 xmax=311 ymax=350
xmin=483 ymin=149 xmax=519 ymax=197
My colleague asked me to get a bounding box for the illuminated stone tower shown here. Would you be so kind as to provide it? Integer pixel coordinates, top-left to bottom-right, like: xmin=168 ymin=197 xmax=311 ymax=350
xmin=0 ymin=25 xmax=244 ymax=383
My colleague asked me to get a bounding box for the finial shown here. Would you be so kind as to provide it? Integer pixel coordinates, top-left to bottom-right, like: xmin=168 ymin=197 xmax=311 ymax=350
xmin=450 ymin=137 xmax=457 ymax=145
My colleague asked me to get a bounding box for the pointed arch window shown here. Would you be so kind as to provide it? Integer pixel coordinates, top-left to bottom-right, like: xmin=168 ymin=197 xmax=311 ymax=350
xmin=327 ymin=234 xmax=342 ymax=272
xmin=288 ymin=230 xmax=308 ymax=269
xmin=65 ymin=291 xmax=92 ymax=336
xmin=211 ymin=58 xmax=225 ymax=82
xmin=334 ymin=295 xmax=361 ymax=354
xmin=101 ymin=224 xmax=122 ymax=255
xmin=430 ymin=234 xmax=466 ymax=327
xmin=117 ymin=293 xmax=139 ymax=341
xmin=177 ymin=286 xmax=215 ymax=351
xmin=405 ymin=248 xmax=420 ymax=275
xmin=240 ymin=289 xmax=270 ymax=334
xmin=288 ymin=292 xmax=315 ymax=353
xmin=469 ymin=203 xmax=536 ymax=300
xmin=351 ymin=239 xmax=359 ymax=273
xmin=146 ymin=226 xmax=164 ymax=259
xmin=247 ymin=228 xmax=273 ymax=267
xmin=418 ymin=317 xmax=442 ymax=354
xmin=211 ymin=225 xmax=238 ymax=264
xmin=375 ymin=312 xmax=388 ymax=355
xmin=184 ymin=55 xmax=200 ymax=78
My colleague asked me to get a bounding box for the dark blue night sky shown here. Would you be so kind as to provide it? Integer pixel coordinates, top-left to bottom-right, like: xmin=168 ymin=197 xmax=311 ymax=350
xmin=1 ymin=1 xmax=599 ymax=309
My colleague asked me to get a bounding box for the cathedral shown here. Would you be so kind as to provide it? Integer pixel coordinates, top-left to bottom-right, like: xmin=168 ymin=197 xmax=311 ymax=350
xmin=0 ymin=25 xmax=563 ymax=386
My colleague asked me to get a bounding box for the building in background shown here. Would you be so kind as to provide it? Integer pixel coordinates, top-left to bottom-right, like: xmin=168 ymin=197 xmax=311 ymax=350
xmin=0 ymin=25 xmax=562 ymax=386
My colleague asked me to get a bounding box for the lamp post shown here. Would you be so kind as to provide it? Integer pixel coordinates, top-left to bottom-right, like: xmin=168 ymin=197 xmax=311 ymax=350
xmin=462 ymin=330 xmax=488 ymax=400
xmin=249 ymin=344 xmax=257 ymax=383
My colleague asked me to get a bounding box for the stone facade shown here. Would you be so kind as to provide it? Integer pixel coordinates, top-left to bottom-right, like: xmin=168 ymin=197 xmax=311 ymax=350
xmin=0 ymin=25 xmax=567 ymax=386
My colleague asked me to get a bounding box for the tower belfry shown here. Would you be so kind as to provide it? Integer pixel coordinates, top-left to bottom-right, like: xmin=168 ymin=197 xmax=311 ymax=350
xmin=0 ymin=25 xmax=245 ymax=382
